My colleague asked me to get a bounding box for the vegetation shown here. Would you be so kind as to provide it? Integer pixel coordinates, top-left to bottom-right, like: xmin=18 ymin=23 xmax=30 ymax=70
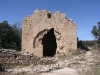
xmin=77 ymin=21 xmax=100 ymax=51
xmin=0 ymin=21 xmax=21 ymax=51
xmin=91 ymin=21 xmax=100 ymax=40
xmin=77 ymin=38 xmax=95 ymax=51
xmin=91 ymin=21 xmax=100 ymax=50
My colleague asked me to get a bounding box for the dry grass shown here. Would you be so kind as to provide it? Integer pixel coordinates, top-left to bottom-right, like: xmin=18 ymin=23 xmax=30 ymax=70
xmin=77 ymin=50 xmax=100 ymax=75
xmin=77 ymin=65 xmax=100 ymax=75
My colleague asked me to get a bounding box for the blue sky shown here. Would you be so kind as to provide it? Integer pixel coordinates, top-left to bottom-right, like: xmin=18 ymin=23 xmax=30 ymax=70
xmin=0 ymin=0 xmax=100 ymax=40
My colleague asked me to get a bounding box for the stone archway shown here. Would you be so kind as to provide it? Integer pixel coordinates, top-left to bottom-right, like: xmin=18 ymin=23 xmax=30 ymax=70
xmin=32 ymin=28 xmax=65 ymax=57
xmin=42 ymin=28 xmax=57 ymax=57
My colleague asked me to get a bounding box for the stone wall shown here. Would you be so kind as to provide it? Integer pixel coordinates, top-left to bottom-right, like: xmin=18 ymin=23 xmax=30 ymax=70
xmin=0 ymin=49 xmax=40 ymax=69
xmin=22 ymin=9 xmax=77 ymax=57
xmin=0 ymin=49 xmax=57 ymax=71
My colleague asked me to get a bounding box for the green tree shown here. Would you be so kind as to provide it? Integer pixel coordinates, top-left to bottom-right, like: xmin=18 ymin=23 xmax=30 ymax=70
xmin=0 ymin=21 xmax=14 ymax=48
xmin=91 ymin=21 xmax=100 ymax=49
xmin=91 ymin=21 xmax=100 ymax=40
xmin=11 ymin=23 xmax=22 ymax=50
xmin=0 ymin=21 xmax=22 ymax=50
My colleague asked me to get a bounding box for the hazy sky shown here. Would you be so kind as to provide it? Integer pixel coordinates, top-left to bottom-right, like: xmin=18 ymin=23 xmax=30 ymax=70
xmin=0 ymin=0 xmax=100 ymax=40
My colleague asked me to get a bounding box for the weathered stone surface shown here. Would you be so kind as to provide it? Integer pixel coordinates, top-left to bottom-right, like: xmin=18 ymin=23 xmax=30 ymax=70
xmin=0 ymin=49 xmax=40 ymax=69
xmin=22 ymin=9 xmax=77 ymax=57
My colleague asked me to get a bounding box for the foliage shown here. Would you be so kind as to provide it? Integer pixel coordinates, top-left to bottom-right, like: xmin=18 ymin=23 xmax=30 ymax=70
xmin=77 ymin=37 xmax=95 ymax=50
xmin=0 ymin=21 xmax=21 ymax=50
xmin=81 ymin=40 xmax=95 ymax=47
xmin=91 ymin=21 xmax=100 ymax=40
xmin=91 ymin=21 xmax=100 ymax=49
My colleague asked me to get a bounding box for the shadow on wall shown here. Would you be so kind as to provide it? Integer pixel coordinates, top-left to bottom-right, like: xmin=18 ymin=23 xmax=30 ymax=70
xmin=33 ymin=29 xmax=49 ymax=48
xmin=33 ymin=28 xmax=61 ymax=48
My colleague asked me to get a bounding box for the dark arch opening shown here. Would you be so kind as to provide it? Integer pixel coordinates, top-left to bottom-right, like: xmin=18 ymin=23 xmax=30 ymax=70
xmin=42 ymin=28 xmax=57 ymax=57
xmin=47 ymin=13 xmax=51 ymax=18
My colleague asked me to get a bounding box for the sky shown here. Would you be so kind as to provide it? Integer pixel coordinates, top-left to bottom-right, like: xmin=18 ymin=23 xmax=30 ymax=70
xmin=0 ymin=0 xmax=100 ymax=40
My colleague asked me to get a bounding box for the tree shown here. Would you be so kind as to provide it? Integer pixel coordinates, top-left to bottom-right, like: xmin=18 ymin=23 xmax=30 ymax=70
xmin=91 ymin=21 xmax=100 ymax=40
xmin=91 ymin=21 xmax=100 ymax=49
xmin=0 ymin=21 xmax=22 ymax=50
xmin=11 ymin=23 xmax=22 ymax=50
xmin=0 ymin=21 xmax=14 ymax=48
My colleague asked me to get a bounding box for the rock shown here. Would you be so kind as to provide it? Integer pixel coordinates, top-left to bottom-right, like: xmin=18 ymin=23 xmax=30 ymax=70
xmin=56 ymin=62 xmax=67 ymax=68
xmin=85 ymin=51 xmax=92 ymax=57
xmin=85 ymin=51 xmax=93 ymax=62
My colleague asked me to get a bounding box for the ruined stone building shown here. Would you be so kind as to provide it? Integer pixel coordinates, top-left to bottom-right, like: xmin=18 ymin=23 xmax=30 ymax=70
xmin=22 ymin=9 xmax=77 ymax=57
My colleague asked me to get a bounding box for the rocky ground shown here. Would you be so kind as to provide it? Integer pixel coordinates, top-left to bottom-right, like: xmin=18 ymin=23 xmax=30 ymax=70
xmin=0 ymin=49 xmax=100 ymax=75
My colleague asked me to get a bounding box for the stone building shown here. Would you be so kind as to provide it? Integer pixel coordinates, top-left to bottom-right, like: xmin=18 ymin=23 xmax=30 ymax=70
xmin=22 ymin=9 xmax=77 ymax=57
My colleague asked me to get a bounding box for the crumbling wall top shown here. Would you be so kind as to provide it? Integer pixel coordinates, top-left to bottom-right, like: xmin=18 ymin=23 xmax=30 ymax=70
xmin=33 ymin=9 xmax=66 ymax=19
xmin=23 ymin=9 xmax=76 ymax=27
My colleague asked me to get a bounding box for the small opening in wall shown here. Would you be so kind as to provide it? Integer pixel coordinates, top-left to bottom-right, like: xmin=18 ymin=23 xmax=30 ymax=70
xmin=47 ymin=13 xmax=51 ymax=18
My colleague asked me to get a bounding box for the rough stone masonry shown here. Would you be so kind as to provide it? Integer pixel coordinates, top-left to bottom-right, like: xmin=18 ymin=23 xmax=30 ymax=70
xmin=22 ymin=9 xmax=77 ymax=57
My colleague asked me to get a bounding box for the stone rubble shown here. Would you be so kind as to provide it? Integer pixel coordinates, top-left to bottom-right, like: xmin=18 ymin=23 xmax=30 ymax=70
xmin=0 ymin=49 xmax=100 ymax=75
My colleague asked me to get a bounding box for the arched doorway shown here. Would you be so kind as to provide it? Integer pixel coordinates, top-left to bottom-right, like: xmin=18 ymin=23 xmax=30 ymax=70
xmin=42 ymin=28 xmax=57 ymax=57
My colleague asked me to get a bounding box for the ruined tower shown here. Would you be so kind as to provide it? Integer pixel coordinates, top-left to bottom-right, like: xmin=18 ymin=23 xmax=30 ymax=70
xmin=22 ymin=9 xmax=77 ymax=57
